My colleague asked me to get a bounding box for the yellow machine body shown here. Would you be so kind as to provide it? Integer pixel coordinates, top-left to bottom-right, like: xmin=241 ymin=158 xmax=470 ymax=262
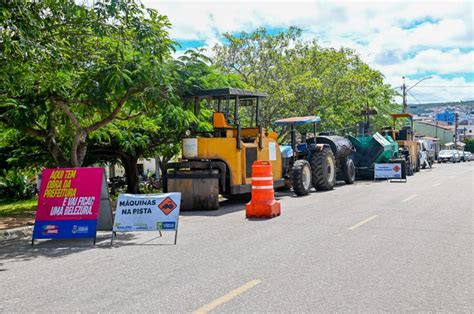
xmin=185 ymin=131 xmax=283 ymax=187
xmin=389 ymin=113 xmax=422 ymax=172
xmin=395 ymin=140 xmax=421 ymax=168
xmin=164 ymin=88 xmax=284 ymax=210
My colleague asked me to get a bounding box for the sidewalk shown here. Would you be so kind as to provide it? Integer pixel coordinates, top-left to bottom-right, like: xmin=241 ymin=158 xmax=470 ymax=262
xmin=1 ymin=225 xmax=33 ymax=241
xmin=0 ymin=215 xmax=35 ymax=241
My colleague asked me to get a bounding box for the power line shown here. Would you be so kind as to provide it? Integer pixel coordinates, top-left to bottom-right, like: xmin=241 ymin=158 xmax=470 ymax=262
xmin=414 ymin=86 xmax=474 ymax=88
xmin=396 ymin=85 xmax=474 ymax=89
xmin=409 ymin=90 xmax=452 ymax=103
xmin=407 ymin=90 xmax=422 ymax=105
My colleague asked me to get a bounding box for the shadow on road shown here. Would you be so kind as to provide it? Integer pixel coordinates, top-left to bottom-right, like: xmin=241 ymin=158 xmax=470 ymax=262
xmin=0 ymin=232 xmax=137 ymax=268
xmin=180 ymin=199 xmax=246 ymax=217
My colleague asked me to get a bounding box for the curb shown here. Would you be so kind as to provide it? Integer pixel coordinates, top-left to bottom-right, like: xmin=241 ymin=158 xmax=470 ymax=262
xmin=0 ymin=226 xmax=33 ymax=241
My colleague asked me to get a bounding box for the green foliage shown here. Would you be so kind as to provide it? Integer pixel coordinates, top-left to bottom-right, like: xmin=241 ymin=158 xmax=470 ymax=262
xmin=0 ymin=169 xmax=37 ymax=200
xmin=213 ymin=27 xmax=399 ymax=135
xmin=0 ymin=125 xmax=55 ymax=170
xmin=1 ymin=0 xmax=175 ymax=167
xmin=463 ymin=138 xmax=474 ymax=153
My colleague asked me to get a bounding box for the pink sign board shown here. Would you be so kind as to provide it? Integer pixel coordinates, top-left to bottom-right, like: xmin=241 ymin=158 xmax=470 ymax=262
xmin=33 ymin=168 xmax=104 ymax=240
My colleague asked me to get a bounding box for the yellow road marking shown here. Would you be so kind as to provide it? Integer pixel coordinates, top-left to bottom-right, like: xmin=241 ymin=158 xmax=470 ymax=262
xmin=402 ymin=194 xmax=417 ymax=202
xmin=193 ymin=280 xmax=261 ymax=314
xmin=348 ymin=215 xmax=378 ymax=230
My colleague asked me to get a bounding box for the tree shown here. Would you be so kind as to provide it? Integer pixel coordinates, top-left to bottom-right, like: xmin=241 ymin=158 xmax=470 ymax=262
xmin=85 ymin=50 xmax=245 ymax=193
xmin=213 ymin=28 xmax=398 ymax=136
xmin=464 ymin=138 xmax=474 ymax=153
xmin=1 ymin=0 xmax=174 ymax=167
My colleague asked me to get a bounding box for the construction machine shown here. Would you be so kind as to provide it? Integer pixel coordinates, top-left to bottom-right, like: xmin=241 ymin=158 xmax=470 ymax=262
xmin=274 ymin=116 xmax=355 ymax=196
xmin=380 ymin=113 xmax=422 ymax=176
xmin=163 ymin=88 xmax=286 ymax=210
xmin=163 ymin=89 xmax=344 ymax=210
xmin=348 ymin=107 xmax=402 ymax=179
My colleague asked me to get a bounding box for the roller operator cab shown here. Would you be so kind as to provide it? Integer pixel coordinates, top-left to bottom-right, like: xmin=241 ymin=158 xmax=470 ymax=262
xmin=163 ymin=88 xmax=285 ymax=210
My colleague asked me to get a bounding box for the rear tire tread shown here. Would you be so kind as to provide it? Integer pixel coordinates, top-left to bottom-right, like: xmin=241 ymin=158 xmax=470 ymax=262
xmin=311 ymin=148 xmax=336 ymax=190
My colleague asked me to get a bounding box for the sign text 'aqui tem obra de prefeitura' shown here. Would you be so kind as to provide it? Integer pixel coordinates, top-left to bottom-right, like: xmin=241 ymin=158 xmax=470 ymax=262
xmin=112 ymin=193 xmax=181 ymax=245
xmin=32 ymin=167 xmax=112 ymax=244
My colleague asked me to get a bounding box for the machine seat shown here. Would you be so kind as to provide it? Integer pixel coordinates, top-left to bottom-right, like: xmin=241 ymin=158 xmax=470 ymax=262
xmin=213 ymin=112 xmax=233 ymax=129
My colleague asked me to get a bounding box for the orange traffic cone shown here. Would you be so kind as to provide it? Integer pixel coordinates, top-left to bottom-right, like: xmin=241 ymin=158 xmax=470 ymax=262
xmin=246 ymin=161 xmax=281 ymax=218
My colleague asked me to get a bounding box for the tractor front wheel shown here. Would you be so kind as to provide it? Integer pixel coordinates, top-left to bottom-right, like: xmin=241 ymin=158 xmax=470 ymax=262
xmin=311 ymin=148 xmax=336 ymax=190
xmin=291 ymin=160 xmax=312 ymax=196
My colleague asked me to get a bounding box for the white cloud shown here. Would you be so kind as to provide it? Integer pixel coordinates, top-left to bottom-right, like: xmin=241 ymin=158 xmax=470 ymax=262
xmin=378 ymin=49 xmax=474 ymax=77
xmin=144 ymin=0 xmax=474 ymax=102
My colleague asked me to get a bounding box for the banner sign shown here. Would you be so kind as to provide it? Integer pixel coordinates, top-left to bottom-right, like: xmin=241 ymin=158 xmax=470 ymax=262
xmin=113 ymin=193 xmax=181 ymax=232
xmin=374 ymin=163 xmax=402 ymax=179
xmin=33 ymin=168 xmax=104 ymax=240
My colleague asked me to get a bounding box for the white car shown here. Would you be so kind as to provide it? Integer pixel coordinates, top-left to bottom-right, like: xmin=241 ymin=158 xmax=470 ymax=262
xmin=458 ymin=150 xmax=470 ymax=162
xmin=438 ymin=150 xmax=460 ymax=163
xmin=464 ymin=151 xmax=472 ymax=161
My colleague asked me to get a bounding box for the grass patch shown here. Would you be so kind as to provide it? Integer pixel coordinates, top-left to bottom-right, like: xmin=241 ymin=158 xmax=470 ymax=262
xmin=0 ymin=197 xmax=38 ymax=216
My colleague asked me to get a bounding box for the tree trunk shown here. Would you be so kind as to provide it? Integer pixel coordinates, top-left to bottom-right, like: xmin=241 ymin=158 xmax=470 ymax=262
xmin=71 ymin=129 xmax=87 ymax=167
xmin=155 ymin=156 xmax=162 ymax=179
xmin=121 ymin=155 xmax=140 ymax=194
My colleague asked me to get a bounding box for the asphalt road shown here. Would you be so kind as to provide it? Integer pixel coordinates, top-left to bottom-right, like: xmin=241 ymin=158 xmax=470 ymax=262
xmin=1 ymin=162 xmax=473 ymax=312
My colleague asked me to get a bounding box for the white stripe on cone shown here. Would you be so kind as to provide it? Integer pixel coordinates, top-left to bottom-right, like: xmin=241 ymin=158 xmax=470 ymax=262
xmin=252 ymin=185 xmax=274 ymax=190
xmin=251 ymin=177 xmax=273 ymax=181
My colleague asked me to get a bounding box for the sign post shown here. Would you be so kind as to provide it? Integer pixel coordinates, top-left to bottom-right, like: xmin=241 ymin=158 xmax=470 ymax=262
xmin=374 ymin=163 xmax=406 ymax=182
xmin=112 ymin=193 xmax=181 ymax=245
xmin=32 ymin=167 xmax=112 ymax=245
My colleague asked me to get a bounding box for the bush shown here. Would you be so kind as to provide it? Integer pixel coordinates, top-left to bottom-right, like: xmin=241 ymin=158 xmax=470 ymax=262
xmin=464 ymin=138 xmax=474 ymax=153
xmin=0 ymin=169 xmax=37 ymax=200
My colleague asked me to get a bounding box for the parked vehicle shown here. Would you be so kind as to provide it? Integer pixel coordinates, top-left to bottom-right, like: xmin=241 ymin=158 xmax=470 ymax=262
xmin=274 ymin=116 xmax=355 ymax=195
xmin=458 ymin=150 xmax=468 ymax=162
xmin=465 ymin=151 xmax=472 ymax=161
xmin=419 ymin=149 xmax=431 ymax=169
xmin=164 ymin=89 xmax=340 ymax=209
xmin=380 ymin=113 xmax=421 ymax=175
xmin=438 ymin=150 xmax=460 ymax=163
xmin=418 ymin=139 xmax=435 ymax=168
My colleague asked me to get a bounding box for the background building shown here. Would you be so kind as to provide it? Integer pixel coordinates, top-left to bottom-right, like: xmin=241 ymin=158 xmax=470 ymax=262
xmin=435 ymin=111 xmax=456 ymax=125
xmin=415 ymin=121 xmax=455 ymax=145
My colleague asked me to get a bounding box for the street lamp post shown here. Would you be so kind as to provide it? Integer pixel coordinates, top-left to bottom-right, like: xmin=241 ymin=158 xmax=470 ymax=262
xmin=402 ymin=76 xmax=432 ymax=113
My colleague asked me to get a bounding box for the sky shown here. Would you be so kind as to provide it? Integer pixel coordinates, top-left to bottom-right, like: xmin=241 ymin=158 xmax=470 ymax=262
xmin=143 ymin=0 xmax=474 ymax=104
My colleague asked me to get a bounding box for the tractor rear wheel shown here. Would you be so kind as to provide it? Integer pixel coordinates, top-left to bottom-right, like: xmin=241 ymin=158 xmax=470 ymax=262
xmin=291 ymin=160 xmax=312 ymax=196
xmin=342 ymin=157 xmax=355 ymax=184
xmin=311 ymin=148 xmax=336 ymax=190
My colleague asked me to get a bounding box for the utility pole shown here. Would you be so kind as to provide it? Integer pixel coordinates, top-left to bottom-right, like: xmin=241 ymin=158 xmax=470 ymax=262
xmin=401 ymin=76 xmax=432 ymax=113
xmin=454 ymin=112 xmax=459 ymax=149
xmin=402 ymin=76 xmax=407 ymax=113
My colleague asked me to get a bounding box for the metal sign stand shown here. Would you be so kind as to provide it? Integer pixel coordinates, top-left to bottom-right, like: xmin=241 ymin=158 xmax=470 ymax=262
xmin=390 ymin=178 xmax=407 ymax=183
xmin=174 ymin=216 xmax=179 ymax=245
xmin=110 ymin=229 xmax=168 ymax=246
